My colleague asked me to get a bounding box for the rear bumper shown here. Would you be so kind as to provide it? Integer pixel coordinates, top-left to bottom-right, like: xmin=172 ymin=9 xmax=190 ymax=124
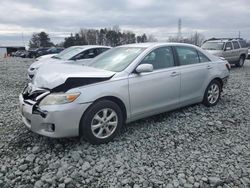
xmin=19 ymin=94 xmax=92 ymax=138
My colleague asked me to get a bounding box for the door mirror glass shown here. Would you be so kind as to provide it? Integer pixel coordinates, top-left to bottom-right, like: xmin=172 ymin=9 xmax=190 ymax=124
xmin=136 ymin=64 xmax=153 ymax=73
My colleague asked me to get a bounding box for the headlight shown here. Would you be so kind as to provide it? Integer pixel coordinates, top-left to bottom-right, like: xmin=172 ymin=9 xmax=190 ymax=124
xmin=39 ymin=93 xmax=80 ymax=106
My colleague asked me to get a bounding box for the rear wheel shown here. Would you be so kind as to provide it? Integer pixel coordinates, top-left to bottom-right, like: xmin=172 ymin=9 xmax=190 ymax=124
xmin=203 ymin=80 xmax=222 ymax=107
xmin=80 ymin=100 xmax=123 ymax=144
xmin=236 ymin=56 xmax=245 ymax=67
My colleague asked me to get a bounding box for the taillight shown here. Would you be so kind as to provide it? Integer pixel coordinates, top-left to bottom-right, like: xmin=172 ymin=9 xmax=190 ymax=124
xmin=226 ymin=63 xmax=231 ymax=71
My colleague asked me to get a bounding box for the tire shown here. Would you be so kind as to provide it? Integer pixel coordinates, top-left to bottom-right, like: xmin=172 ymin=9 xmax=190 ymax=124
xmin=80 ymin=100 xmax=123 ymax=144
xmin=203 ymin=80 xmax=222 ymax=107
xmin=236 ymin=56 xmax=245 ymax=67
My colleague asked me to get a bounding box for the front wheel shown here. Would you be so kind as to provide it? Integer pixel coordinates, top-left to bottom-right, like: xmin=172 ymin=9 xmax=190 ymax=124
xmin=203 ymin=80 xmax=222 ymax=107
xmin=80 ymin=100 xmax=123 ymax=144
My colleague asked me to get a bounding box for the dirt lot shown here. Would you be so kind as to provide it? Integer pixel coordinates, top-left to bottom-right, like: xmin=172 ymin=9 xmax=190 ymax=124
xmin=0 ymin=57 xmax=249 ymax=188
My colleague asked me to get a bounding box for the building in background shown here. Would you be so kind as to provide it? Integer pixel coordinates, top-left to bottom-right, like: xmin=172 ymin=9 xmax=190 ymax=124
xmin=0 ymin=46 xmax=25 ymax=57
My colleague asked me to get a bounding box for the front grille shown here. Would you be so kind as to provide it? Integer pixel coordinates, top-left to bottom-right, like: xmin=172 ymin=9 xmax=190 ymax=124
xmin=22 ymin=84 xmax=50 ymax=102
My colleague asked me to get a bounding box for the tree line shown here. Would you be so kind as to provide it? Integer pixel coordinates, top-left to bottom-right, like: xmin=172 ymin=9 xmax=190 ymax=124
xmin=29 ymin=27 xmax=216 ymax=49
xmin=28 ymin=26 xmax=155 ymax=49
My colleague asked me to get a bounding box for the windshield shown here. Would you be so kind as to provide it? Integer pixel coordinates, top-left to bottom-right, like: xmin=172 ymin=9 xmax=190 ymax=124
xmin=53 ymin=47 xmax=85 ymax=60
xmin=88 ymin=47 xmax=145 ymax=72
xmin=202 ymin=42 xmax=225 ymax=50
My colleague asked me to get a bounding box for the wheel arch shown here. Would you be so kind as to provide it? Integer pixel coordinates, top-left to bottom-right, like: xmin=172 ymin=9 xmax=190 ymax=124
xmin=79 ymin=95 xmax=127 ymax=136
xmin=94 ymin=96 xmax=127 ymax=122
xmin=203 ymin=77 xmax=223 ymax=100
xmin=240 ymin=53 xmax=246 ymax=60
xmin=202 ymin=77 xmax=223 ymax=107
xmin=212 ymin=77 xmax=223 ymax=89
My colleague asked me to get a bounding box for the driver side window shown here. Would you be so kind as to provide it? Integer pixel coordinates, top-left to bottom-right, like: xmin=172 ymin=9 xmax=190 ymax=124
xmin=140 ymin=47 xmax=175 ymax=70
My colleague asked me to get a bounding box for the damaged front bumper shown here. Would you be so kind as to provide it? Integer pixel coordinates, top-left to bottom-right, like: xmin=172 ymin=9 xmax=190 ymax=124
xmin=19 ymin=89 xmax=92 ymax=138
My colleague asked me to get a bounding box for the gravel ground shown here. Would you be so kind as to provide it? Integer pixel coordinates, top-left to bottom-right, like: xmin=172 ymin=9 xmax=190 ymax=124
xmin=0 ymin=57 xmax=249 ymax=188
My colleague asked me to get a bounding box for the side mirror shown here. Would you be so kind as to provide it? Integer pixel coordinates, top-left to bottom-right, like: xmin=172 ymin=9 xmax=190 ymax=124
xmin=225 ymin=47 xmax=232 ymax=51
xmin=135 ymin=64 xmax=153 ymax=73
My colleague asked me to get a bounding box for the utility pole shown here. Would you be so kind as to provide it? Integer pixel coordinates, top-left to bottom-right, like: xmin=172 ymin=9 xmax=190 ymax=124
xmin=178 ymin=18 xmax=182 ymax=41
xmin=21 ymin=33 xmax=25 ymax=47
xmin=238 ymin=31 xmax=241 ymax=38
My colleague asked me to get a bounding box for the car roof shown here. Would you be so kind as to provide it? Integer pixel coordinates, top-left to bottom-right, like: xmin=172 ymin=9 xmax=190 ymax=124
xmin=120 ymin=42 xmax=198 ymax=49
xmin=69 ymin=45 xmax=111 ymax=49
xmin=204 ymin=38 xmax=244 ymax=43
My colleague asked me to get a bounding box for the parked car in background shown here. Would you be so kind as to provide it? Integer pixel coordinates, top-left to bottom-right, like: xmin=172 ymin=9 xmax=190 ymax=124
xmin=20 ymin=43 xmax=230 ymax=144
xmin=12 ymin=50 xmax=28 ymax=58
xmin=26 ymin=47 xmax=50 ymax=58
xmin=37 ymin=47 xmax=64 ymax=57
xmin=202 ymin=38 xmax=248 ymax=67
xmin=27 ymin=45 xmax=111 ymax=79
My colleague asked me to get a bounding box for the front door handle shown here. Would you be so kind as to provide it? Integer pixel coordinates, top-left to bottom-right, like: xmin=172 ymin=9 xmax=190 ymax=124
xmin=207 ymin=65 xmax=212 ymax=69
xmin=170 ymin=71 xmax=179 ymax=77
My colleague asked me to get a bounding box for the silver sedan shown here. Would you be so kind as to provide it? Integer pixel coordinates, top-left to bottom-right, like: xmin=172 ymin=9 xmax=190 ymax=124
xmin=19 ymin=43 xmax=230 ymax=144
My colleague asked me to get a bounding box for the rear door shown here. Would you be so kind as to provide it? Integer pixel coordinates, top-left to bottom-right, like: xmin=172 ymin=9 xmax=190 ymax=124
xmin=223 ymin=42 xmax=234 ymax=62
xmin=232 ymin=41 xmax=241 ymax=61
xmin=174 ymin=46 xmax=212 ymax=106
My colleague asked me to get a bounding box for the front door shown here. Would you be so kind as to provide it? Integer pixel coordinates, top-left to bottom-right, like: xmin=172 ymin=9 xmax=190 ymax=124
xmin=128 ymin=46 xmax=181 ymax=120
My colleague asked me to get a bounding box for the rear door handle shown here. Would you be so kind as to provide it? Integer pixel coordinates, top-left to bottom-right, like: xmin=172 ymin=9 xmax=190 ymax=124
xmin=170 ymin=71 xmax=179 ymax=77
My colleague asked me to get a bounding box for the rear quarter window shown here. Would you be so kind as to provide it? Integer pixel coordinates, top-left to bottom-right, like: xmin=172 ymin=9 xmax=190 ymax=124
xmin=232 ymin=41 xmax=240 ymax=49
xmin=239 ymin=40 xmax=247 ymax=48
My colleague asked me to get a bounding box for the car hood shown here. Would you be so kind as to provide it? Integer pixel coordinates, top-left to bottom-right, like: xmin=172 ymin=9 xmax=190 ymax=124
xmin=204 ymin=50 xmax=223 ymax=56
xmin=30 ymin=58 xmax=62 ymax=69
xmin=30 ymin=58 xmax=91 ymax=69
xmin=33 ymin=64 xmax=115 ymax=90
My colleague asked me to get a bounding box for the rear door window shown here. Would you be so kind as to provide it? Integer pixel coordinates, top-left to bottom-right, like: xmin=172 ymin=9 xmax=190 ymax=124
xmin=175 ymin=46 xmax=199 ymax=65
xmin=232 ymin=41 xmax=240 ymax=49
xmin=239 ymin=40 xmax=247 ymax=48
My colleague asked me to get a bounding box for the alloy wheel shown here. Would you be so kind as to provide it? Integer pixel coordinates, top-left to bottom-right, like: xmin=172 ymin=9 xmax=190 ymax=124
xmin=91 ymin=108 xmax=118 ymax=139
xmin=207 ymin=83 xmax=220 ymax=104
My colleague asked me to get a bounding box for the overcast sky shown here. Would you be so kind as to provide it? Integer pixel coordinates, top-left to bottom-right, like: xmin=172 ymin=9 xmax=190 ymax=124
xmin=0 ymin=0 xmax=249 ymax=46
